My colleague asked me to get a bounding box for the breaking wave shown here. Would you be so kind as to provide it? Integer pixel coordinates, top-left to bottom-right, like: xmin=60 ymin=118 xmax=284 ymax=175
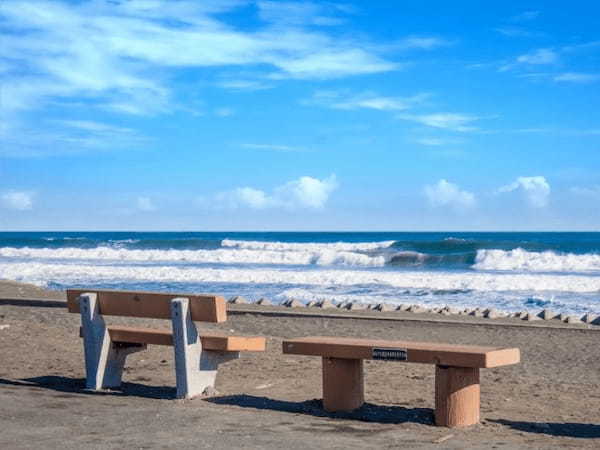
xmin=474 ymin=248 xmax=600 ymax=273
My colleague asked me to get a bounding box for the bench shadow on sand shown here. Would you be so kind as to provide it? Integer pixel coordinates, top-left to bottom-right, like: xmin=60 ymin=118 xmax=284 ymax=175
xmin=207 ymin=395 xmax=433 ymax=425
xmin=490 ymin=419 xmax=600 ymax=439
xmin=0 ymin=376 xmax=175 ymax=400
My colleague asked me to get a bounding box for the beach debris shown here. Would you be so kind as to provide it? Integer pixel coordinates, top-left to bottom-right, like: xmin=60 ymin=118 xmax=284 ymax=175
xmin=285 ymin=299 xmax=304 ymax=308
xmin=228 ymin=296 xmax=248 ymax=304
xmin=0 ymin=324 xmax=10 ymax=331
xmin=255 ymin=298 xmax=272 ymax=306
xmin=254 ymin=383 xmax=273 ymax=390
xmin=537 ymin=309 xmax=557 ymax=320
xmin=581 ymin=313 xmax=599 ymax=324
xmin=373 ymin=303 xmax=394 ymax=312
xmin=316 ymin=299 xmax=336 ymax=309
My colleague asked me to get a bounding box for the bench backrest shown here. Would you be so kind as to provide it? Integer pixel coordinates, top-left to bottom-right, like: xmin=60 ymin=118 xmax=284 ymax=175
xmin=67 ymin=289 xmax=227 ymax=323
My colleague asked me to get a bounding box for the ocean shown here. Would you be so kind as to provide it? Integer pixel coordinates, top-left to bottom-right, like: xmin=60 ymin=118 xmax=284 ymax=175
xmin=1 ymin=231 xmax=599 ymax=315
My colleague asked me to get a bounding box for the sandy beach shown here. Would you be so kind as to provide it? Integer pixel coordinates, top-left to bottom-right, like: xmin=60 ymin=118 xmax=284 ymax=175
xmin=1 ymin=280 xmax=600 ymax=449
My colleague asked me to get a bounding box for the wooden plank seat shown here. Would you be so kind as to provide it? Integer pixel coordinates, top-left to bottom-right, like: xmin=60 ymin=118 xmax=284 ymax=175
xmin=79 ymin=325 xmax=266 ymax=351
xmin=67 ymin=289 xmax=265 ymax=399
xmin=283 ymin=336 xmax=520 ymax=428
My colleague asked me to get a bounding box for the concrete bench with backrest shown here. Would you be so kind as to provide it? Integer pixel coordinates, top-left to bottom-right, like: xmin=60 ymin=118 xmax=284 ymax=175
xmin=66 ymin=289 xmax=265 ymax=399
xmin=283 ymin=336 xmax=520 ymax=427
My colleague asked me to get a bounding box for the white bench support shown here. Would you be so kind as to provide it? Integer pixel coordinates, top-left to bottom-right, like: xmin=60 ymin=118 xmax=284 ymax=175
xmin=170 ymin=297 xmax=240 ymax=399
xmin=79 ymin=293 xmax=146 ymax=390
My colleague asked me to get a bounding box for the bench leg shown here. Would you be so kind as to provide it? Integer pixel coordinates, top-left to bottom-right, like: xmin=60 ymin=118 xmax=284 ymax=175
xmin=79 ymin=293 xmax=145 ymax=389
xmin=322 ymin=357 xmax=364 ymax=412
xmin=171 ymin=297 xmax=240 ymax=399
xmin=435 ymin=365 xmax=480 ymax=427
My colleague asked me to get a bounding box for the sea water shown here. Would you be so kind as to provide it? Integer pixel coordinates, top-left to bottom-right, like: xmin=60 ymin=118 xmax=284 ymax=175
xmin=1 ymin=231 xmax=599 ymax=315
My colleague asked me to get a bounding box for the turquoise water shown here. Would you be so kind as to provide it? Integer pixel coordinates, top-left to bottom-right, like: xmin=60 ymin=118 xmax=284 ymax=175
xmin=1 ymin=231 xmax=600 ymax=314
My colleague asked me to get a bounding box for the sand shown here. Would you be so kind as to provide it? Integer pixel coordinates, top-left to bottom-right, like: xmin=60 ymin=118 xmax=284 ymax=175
xmin=1 ymin=280 xmax=600 ymax=449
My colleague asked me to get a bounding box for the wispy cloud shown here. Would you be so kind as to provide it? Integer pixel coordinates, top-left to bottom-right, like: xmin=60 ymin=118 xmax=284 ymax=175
xmin=553 ymin=72 xmax=600 ymax=83
xmin=570 ymin=185 xmax=600 ymax=197
xmin=516 ymin=48 xmax=558 ymax=65
xmin=424 ymin=180 xmax=476 ymax=210
xmin=510 ymin=11 xmax=540 ymax=22
xmin=204 ymin=175 xmax=338 ymax=210
xmin=1 ymin=191 xmax=34 ymax=210
xmin=1 ymin=0 xmax=398 ymax=119
xmin=398 ymin=113 xmax=480 ymax=132
xmin=306 ymin=90 xmax=429 ymax=111
xmin=498 ymin=176 xmax=550 ymax=208
xmin=394 ymin=36 xmax=453 ymax=50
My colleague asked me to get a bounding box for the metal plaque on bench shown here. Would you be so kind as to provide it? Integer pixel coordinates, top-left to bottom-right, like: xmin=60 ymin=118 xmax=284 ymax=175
xmin=372 ymin=348 xmax=408 ymax=361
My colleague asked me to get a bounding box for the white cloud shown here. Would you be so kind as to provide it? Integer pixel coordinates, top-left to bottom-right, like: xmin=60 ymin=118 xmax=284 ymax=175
xmin=516 ymin=48 xmax=558 ymax=65
xmin=136 ymin=197 xmax=156 ymax=211
xmin=553 ymin=72 xmax=600 ymax=83
xmin=398 ymin=113 xmax=479 ymax=132
xmin=1 ymin=0 xmax=398 ymax=120
xmin=1 ymin=191 xmax=34 ymax=210
xmin=210 ymin=175 xmax=338 ymax=210
xmin=424 ymin=180 xmax=476 ymax=209
xmin=257 ymin=1 xmax=345 ymax=26
xmin=498 ymin=176 xmax=550 ymax=207
xmin=307 ymin=90 xmax=429 ymax=111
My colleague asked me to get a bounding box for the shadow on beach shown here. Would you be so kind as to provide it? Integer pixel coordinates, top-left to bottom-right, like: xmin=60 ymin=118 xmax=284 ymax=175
xmin=0 ymin=376 xmax=175 ymax=400
xmin=0 ymin=298 xmax=66 ymax=309
xmin=207 ymin=394 xmax=433 ymax=425
xmin=491 ymin=419 xmax=600 ymax=439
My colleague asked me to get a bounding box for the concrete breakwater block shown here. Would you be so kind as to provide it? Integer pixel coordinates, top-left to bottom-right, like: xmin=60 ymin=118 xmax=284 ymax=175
xmin=523 ymin=312 xmax=541 ymax=321
xmin=316 ymin=299 xmax=336 ymax=309
xmin=484 ymin=308 xmax=505 ymax=319
xmin=305 ymin=300 xmax=318 ymax=308
xmin=229 ymin=296 xmax=248 ymax=304
xmin=564 ymin=315 xmax=581 ymax=324
xmin=255 ymin=298 xmax=272 ymax=306
xmin=285 ymin=299 xmax=304 ymax=308
xmin=440 ymin=306 xmax=460 ymax=315
xmin=373 ymin=303 xmax=394 ymax=312
xmin=395 ymin=304 xmax=411 ymax=312
xmin=581 ymin=313 xmax=599 ymax=324
xmin=469 ymin=309 xmax=485 ymax=318
xmin=537 ymin=309 xmax=557 ymax=320
xmin=342 ymin=302 xmax=367 ymax=311
xmin=407 ymin=305 xmax=427 ymax=313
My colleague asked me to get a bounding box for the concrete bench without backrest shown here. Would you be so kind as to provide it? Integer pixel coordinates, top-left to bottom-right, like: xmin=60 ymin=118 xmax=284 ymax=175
xmin=67 ymin=289 xmax=265 ymax=399
xmin=283 ymin=336 xmax=520 ymax=428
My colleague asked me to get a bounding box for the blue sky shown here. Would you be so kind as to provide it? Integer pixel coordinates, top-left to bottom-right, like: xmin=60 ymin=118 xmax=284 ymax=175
xmin=1 ymin=0 xmax=599 ymax=231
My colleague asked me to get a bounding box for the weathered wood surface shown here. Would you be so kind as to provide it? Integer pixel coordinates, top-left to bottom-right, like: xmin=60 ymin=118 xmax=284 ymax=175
xmin=67 ymin=289 xmax=227 ymax=323
xmin=79 ymin=325 xmax=266 ymax=352
xmin=283 ymin=336 xmax=520 ymax=368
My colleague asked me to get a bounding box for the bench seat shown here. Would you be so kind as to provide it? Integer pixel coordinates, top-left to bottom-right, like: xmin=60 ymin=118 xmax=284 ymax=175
xmin=80 ymin=325 xmax=266 ymax=352
xmin=283 ymin=336 xmax=520 ymax=428
xmin=283 ymin=336 xmax=519 ymax=368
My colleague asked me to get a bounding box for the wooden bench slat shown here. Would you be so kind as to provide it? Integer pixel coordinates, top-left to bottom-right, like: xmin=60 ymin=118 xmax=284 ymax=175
xmin=79 ymin=325 xmax=266 ymax=352
xmin=67 ymin=289 xmax=227 ymax=323
xmin=283 ymin=336 xmax=520 ymax=368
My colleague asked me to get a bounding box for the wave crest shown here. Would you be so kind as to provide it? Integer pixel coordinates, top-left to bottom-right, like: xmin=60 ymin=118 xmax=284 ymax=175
xmin=474 ymin=248 xmax=600 ymax=272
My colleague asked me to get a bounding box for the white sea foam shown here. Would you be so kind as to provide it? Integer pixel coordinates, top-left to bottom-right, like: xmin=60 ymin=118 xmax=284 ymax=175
xmin=2 ymin=261 xmax=599 ymax=293
xmin=0 ymin=246 xmax=385 ymax=267
xmin=221 ymin=239 xmax=395 ymax=252
xmin=474 ymin=248 xmax=600 ymax=273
